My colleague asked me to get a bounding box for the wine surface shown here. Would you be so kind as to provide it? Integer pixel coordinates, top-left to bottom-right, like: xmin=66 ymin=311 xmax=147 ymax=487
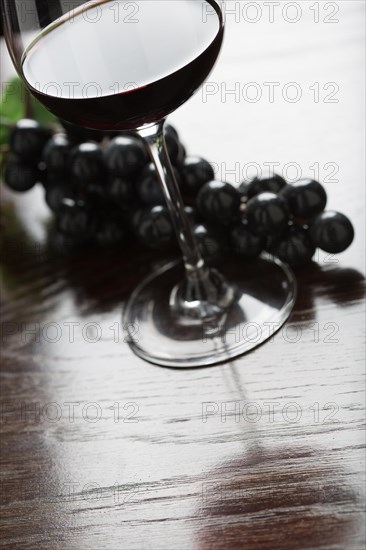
xmin=22 ymin=0 xmax=223 ymax=130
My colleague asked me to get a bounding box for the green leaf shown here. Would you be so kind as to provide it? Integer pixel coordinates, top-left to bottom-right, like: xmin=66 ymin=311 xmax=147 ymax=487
xmin=31 ymin=93 xmax=58 ymax=125
xmin=0 ymin=78 xmax=23 ymax=149
xmin=0 ymin=78 xmax=24 ymax=120
xmin=0 ymin=76 xmax=57 ymax=164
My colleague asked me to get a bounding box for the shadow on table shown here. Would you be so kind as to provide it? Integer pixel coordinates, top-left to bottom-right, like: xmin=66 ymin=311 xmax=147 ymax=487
xmin=41 ymin=250 xmax=366 ymax=316
xmin=1 ymin=201 xmax=364 ymax=315
xmin=196 ymin=443 xmax=363 ymax=550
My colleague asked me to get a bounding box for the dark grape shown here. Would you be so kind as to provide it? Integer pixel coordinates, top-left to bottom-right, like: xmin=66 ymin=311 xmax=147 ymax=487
xmin=196 ymin=181 xmax=241 ymax=226
xmin=9 ymin=119 xmax=50 ymax=163
xmin=239 ymin=173 xmax=287 ymax=199
xmin=280 ymin=178 xmax=327 ymax=219
xmin=45 ymin=182 xmax=74 ymax=212
xmin=51 ymin=229 xmax=81 ymax=256
xmin=165 ymin=124 xmax=179 ymax=141
xmin=164 ymin=125 xmax=186 ymax=165
xmin=265 ymin=233 xmax=283 ymax=254
xmin=60 ymin=119 xmax=106 ymax=144
xmin=230 ymin=223 xmax=265 ymax=257
xmin=180 ymin=156 xmax=215 ymax=195
xmin=4 ymin=155 xmax=40 ymax=192
xmin=309 ymin=211 xmax=354 ymax=253
xmin=194 ymin=224 xmax=226 ymax=266
xmin=137 ymin=163 xmax=165 ymax=205
xmin=271 ymin=227 xmax=315 ymax=267
xmin=137 ymin=206 xmax=175 ymax=249
xmin=175 ymin=143 xmax=186 ymax=166
xmin=96 ymin=218 xmax=126 ymax=247
xmin=246 ymin=192 xmax=290 ymax=236
xmin=84 ymin=181 xmax=107 ymax=207
xmin=129 ymin=208 xmax=145 ymax=236
xmin=164 ymin=127 xmax=180 ymax=164
xmin=103 ymin=136 xmax=147 ymax=177
xmin=69 ymin=142 xmax=104 ymax=184
xmin=108 ymin=175 xmax=136 ymax=208
xmin=184 ymin=206 xmax=200 ymax=226
xmin=42 ymin=133 xmax=71 ymax=175
xmin=83 ymin=128 xmax=107 ymax=143
xmin=57 ymin=199 xmax=96 ymax=242
xmin=137 ymin=162 xmax=181 ymax=205
xmin=60 ymin=119 xmax=87 ymax=144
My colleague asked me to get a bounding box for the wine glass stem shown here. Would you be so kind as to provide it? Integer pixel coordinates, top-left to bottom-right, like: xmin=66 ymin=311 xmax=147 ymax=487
xmin=137 ymin=120 xmax=208 ymax=282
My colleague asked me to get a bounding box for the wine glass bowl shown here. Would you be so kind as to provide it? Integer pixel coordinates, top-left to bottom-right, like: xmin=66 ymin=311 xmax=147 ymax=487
xmin=1 ymin=0 xmax=297 ymax=368
xmin=5 ymin=0 xmax=224 ymax=130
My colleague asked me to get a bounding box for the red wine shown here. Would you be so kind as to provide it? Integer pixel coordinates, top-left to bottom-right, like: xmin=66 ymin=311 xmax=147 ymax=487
xmin=21 ymin=0 xmax=224 ymax=130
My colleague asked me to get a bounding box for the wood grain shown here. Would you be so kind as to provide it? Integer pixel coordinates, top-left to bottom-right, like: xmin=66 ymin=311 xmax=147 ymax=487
xmin=1 ymin=2 xmax=365 ymax=549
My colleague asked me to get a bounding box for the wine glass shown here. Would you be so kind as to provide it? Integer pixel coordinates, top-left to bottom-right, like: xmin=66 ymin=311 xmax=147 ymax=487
xmin=1 ymin=0 xmax=296 ymax=367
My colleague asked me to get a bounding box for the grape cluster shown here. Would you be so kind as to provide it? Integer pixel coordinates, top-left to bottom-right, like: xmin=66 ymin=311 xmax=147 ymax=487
xmin=3 ymin=118 xmax=354 ymax=267
xmin=238 ymin=176 xmax=354 ymax=266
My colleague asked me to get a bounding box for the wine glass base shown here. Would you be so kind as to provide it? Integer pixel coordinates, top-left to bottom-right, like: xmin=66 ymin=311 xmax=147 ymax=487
xmin=123 ymin=255 xmax=296 ymax=368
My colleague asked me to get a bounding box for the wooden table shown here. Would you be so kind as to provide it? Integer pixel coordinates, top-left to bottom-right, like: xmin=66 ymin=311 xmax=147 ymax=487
xmin=1 ymin=2 xmax=365 ymax=548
